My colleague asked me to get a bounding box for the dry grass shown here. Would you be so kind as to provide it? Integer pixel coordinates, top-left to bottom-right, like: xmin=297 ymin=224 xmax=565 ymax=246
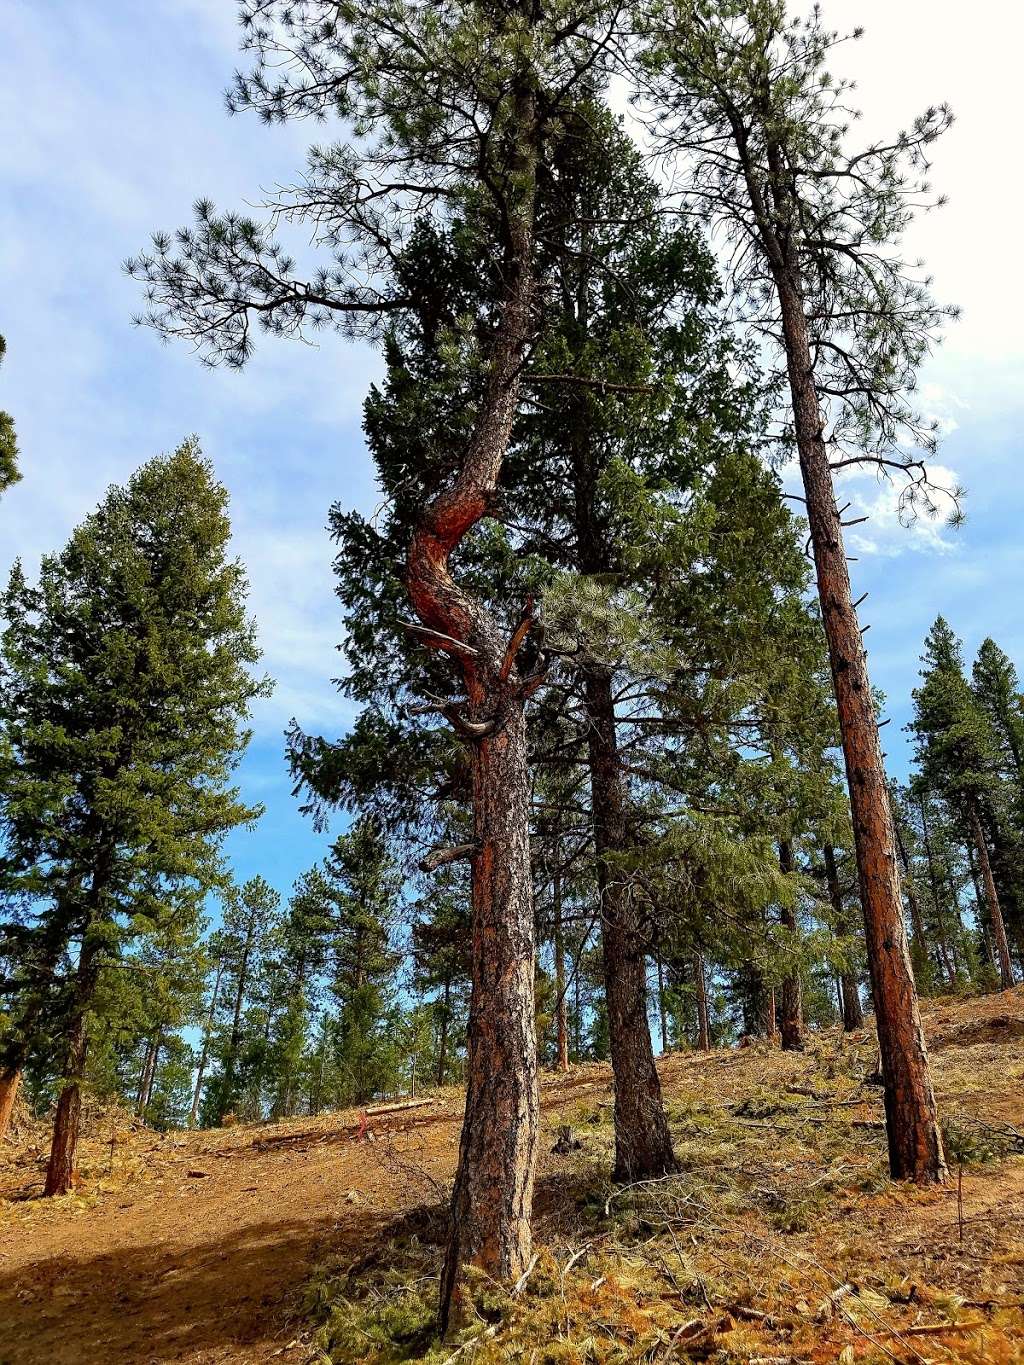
xmin=1 ymin=990 xmax=1022 ymax=1364
xmin=308 ymin=991 xmax=1024 ymax=1365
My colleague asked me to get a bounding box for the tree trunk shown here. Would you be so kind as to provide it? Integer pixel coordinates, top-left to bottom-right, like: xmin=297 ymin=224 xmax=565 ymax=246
xmin=968 ymin=801 xmax=1014 ymax=989
xmin=408 ymin=88 xmax=540 ymax=1327
xmin=584 ymin=666 xmax=677 ymax=1183
xmin=777 ymin=839 xmax=804 ymax=1051
xmin=656 ymin=956 xmax=669 ymax=1054
xmin=45 ymin=934 xmax=101 ymax=1197
xmin=190 ymin=958 xmax=223 ymax=1127
xmin=437 ymin=978 xmax=451 ymax=1088
xmin=553 ymin=858 xmax=570 ymax=1073
xmin=0 ymin=1067 xmax=22 ymax=1141
xmin=823 ymin=844 xmax=864 ymax=1030
xmin=773 ymin=267 xmax=946 ymax=1184
xmin=693 ymin=951 xmax=711 ymax=1051
xmin=136 ymin=1035 xmax=159 ymax=1117
xmin=438 ymin=696 xmax=538 ymax=1319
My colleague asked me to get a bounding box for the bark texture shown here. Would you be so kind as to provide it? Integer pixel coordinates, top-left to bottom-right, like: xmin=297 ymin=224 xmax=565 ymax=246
xmin=408 ymin=87 xmax=541 ymax=1330
xmin=775 ymin=269 xmax=945 ymax=1182
xmin=45 ymin=924 xmax=103 ymax=1196
xmin=585 ymin=666 xmax=678 ymax=1182
xmin=0 ymin=1067 xmax=22 ymax=1141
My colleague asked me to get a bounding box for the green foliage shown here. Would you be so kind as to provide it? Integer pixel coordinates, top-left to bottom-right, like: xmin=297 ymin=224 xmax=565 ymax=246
xmin=0 ymin=335 xmax=20 ymax=494
xmin=0 ymin=439 xmax=269 ymax=1105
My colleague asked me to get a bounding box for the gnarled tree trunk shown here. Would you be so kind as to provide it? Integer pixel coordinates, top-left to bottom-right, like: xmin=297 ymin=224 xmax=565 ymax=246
xmin=411 ymin=90 xmax=541 ymax=1330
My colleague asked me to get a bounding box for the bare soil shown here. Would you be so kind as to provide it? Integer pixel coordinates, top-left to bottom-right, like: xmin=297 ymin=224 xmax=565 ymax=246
xmin=2 ymin=990 xmax=1023 ymax=1364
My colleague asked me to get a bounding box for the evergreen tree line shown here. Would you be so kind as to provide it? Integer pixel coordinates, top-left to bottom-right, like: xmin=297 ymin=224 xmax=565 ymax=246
xmin=3 ymin=0 xmax=1013 ymax=1334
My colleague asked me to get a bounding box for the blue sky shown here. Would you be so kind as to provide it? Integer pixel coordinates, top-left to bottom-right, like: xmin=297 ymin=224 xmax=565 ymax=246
xmin=2 ymin=0 xmax=1023 ymax=910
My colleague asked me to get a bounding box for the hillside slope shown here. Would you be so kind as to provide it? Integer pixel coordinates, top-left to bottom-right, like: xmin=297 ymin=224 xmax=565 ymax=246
xmin=1 ymin=990 xmax=1023 ymax=1364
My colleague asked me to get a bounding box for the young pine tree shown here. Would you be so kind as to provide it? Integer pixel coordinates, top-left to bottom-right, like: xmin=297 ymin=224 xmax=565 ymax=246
xmin=912 ymin=618 xmax=1015 ymax=988
xmin=0 ymin=442 xmax=269 ymax=1187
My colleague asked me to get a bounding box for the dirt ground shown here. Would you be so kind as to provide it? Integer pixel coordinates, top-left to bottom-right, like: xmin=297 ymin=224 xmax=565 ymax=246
xmin=2 ymin=990 xmax=1023 ymax=1365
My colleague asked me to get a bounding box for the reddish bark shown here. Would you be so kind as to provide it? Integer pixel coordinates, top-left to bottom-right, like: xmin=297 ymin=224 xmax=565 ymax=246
xmin=585 ymin=667 xmax=677 ymax=1183
xmin=775 ymin=270 xmax=945 ymax=1181
xmin=0 ymin=1067 xmax=22 ymax=1141
xmin=411 ymin=88 xmax=541 ymax=1328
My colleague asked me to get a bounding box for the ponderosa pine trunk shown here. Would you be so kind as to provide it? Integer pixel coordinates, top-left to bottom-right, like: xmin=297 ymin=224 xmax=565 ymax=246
xmin=45 ymin=934 xmax=102 ymax=1197
xmin=777 ymin=839 xmax=804 ymax=1051
xmin=968 ymin=801 xmax=1014 ymax=989
xmin=584 ymin=666 xmax=678 ymax=1182
xmin=693 ymin=951 xmax=711 ymax=1051
xmin=564 ymin=299 xmax=676 ymax=1180
xmin=410 ymin=87 xmax=540 ymax=1330
xmin=0 ymin=1067 xmax=22 ymax=1141
xmin=773 ymin=266 xmax=946 ymax=1182
xmin=823 ymin=843 xmax=864 ymax=1031
xmin=553 ymin=858 xmax=570 ymax=1073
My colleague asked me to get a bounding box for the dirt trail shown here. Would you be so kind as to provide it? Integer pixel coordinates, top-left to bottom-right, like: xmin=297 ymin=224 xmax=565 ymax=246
xmin=1 ymin=990 xmax=1022 ymax=1365
xmin=0 ymin=1101 xmax=465 ymax=1365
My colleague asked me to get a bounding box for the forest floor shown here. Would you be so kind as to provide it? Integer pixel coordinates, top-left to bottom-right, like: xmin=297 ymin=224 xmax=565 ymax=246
xmin=1 ymin=990 xmax=1023 ymax=1365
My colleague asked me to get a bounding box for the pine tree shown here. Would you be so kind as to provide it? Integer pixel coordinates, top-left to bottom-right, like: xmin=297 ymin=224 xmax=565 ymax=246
xmin=973 ymin=640 xmax=1024 ymax=780
xmin=0 ymin=441 xmax=268 ymax=1187
xmin=0 ymin=336 xmax=20 ymax=495
xmin=912 ymin=618 xmax=1014 ymax=988
xmin=323 ymin=820 xmax=402 ymax=1107
xmin=128 ymin=0 xmax=625 ymax=1306
xmin=202 ymin=876 xmax=282 ymax=1124
xmin=639 ymin=0 xmax=950 ymax=1184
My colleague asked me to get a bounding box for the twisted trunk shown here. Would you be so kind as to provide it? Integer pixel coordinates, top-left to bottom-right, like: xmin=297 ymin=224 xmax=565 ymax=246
xmin=420 ymin=89 xmax=540 ymax=1329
